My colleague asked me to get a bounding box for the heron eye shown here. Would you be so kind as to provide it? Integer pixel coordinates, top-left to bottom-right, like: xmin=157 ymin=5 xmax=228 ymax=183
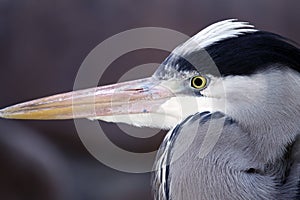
xmin=191 ymin=76 xmax=207 ymax=89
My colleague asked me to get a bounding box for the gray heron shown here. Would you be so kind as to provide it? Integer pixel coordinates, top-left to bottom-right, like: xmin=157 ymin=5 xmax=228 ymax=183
xmin=0 ymin=19 xmax=299 ymax=199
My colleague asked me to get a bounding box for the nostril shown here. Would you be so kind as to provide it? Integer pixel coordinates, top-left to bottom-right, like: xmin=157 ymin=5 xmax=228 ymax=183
xmin=124 ymin=88 xmax=144 ymax=92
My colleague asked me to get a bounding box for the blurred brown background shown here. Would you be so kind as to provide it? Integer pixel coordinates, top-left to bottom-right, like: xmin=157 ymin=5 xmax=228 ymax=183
xmin=0 ymin=0 xmax=299 ymax=200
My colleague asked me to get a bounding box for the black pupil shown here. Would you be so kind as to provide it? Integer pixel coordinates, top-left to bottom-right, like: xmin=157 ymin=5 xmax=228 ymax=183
xmin=194 ymin=77 xmax=203 ymax=86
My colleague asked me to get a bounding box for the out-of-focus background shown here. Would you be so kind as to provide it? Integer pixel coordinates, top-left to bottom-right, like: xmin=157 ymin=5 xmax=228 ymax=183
xmin=0 ymin=1 xmax=299 ymax=199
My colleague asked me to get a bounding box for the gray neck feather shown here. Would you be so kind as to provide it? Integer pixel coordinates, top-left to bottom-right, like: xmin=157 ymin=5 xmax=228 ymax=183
xmin=225 ymin=67 xmax=300 ymax=163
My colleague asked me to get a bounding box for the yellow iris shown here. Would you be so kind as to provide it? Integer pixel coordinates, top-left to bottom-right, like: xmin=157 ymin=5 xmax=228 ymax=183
xmin=191 ymin=76 xmax=207 ymax=89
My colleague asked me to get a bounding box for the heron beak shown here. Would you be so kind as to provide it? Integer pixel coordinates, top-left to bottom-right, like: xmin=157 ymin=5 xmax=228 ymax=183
xmin=0 ymin=78 xmax=174 ymax=120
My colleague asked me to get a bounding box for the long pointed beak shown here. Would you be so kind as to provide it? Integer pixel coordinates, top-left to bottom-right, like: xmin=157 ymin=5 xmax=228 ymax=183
xmin=0 ymin=78 xmax=174 ymax=120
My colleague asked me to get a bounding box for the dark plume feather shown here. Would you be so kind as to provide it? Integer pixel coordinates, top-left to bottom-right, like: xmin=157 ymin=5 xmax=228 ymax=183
xmin=155 ymin=30 xmax=300 ymax=78
xmin=206 ymin=31 xmax=300 ymax=76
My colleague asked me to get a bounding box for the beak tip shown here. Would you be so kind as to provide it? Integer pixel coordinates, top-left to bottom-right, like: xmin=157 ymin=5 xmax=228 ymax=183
xmin=0 ymin=108 xmax=8 ymax=119
xmin=0 ymin=109 xmax=6 ymax=119
xmin=0 ymin=107 xmax=16 ymax=119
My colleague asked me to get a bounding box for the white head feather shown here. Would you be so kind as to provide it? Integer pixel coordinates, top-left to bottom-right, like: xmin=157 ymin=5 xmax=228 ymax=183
xmin=173 ymin=19 xmax=258 ymax=56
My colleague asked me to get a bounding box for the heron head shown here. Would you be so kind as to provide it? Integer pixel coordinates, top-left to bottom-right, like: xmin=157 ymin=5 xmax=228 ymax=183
xmin=1 ymin=19 xmax=300 ymax=131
